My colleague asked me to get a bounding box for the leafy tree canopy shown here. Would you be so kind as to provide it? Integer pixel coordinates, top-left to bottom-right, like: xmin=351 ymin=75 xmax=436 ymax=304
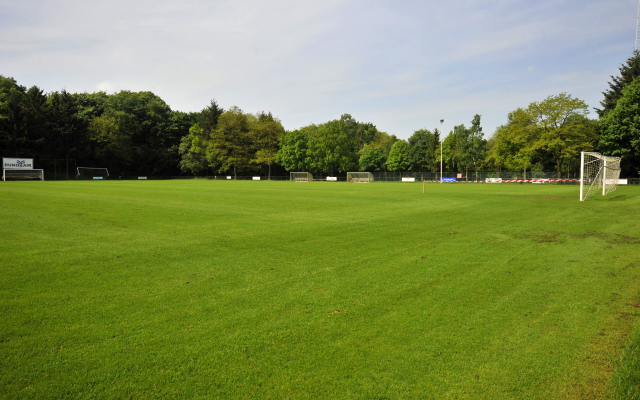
xmin=528 ymin=93 xmax=593 ymax=178
xmin=407 ymin=129 xmax=439 ymax=172
xmin=179 ymin=123 xmax=209 ymax=175
xmin=308 ymin=119 xmax=356 ymax=174
xmin=386 ymin=140 xmax=410 ymax=172
xmin=358 ymin=131 xmax=396 ymax=172
xmin=276 ymin=127 xmax=312 ymax=172
xmin=487 ymin=108 xmax=537 ymax=172
xmin=207 ymin=106 xmax=252 ymax=178
xmin=600 ymin=77 xmax=640 ymax=176
xmin=251 ymin=111 xmax=285 ymax=179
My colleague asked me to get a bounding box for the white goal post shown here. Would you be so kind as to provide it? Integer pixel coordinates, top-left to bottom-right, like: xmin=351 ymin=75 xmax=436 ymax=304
xmin=580 ymin=151 xmax=621 ymax=201
xmin=290 ymin=172 xmax=313 ymax=182
xmin=347 ymin=172 xmax=374 ymax=183
xmin=3 ymin=169 xmax=44 ymax=181
xmin=77 ymin=167 xmax=109 ymax=180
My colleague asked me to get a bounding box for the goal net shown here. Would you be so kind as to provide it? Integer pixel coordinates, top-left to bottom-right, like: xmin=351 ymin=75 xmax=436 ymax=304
xmin=77 ymin=167 xmax=109 ymax=180
xmin=580 ymin=152 xmax=621 ymax=201
xmin=3 ymin=169 xmax=44 ymax=181
xmin=290 ymin=172 xmax=313 ymax=182
xmin=347 ymin=172 xmax=374 ymax=183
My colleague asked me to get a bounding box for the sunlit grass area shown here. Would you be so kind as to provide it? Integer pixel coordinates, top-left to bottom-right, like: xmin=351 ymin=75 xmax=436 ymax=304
xmin=1 ymin=180 xmax=639 ymax=399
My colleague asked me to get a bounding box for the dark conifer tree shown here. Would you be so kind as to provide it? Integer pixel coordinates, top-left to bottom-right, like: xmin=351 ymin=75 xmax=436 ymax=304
xmin=200 ymin=99 xmax=224 ymax=134
xmin=596 ymin=50 xmax=640 ymax=117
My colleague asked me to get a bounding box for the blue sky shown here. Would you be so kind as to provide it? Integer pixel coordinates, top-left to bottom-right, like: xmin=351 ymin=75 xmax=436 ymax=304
xmin=0 ymin=0 xmax=636 ymax=138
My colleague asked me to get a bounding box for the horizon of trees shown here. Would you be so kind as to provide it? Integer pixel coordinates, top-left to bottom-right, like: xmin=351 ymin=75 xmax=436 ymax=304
xmin=2 ymin=50 xmax=639 ymax=178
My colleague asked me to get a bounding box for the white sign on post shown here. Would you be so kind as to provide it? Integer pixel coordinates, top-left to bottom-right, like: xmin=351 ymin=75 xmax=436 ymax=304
xmin=326 ymin=177 xmax=337 ymax=181
xmin=3 ymin=158 xmax=34 ymax=170
xmin=253 ymin=177 xmax=260 ymax=180
xmin=401 ymin=177 xmax=415 ymax=182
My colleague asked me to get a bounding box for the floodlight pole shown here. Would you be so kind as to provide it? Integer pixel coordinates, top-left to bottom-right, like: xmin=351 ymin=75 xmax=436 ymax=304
xmin=440 ymin=119 xmax=444 ymax=182
xmin=636 ymin=0 xmax=640 ymax=51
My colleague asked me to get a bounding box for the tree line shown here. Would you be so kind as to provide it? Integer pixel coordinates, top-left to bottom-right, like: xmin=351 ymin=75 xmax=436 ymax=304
xmin=1 ymin=51 xmax=639 ymax=178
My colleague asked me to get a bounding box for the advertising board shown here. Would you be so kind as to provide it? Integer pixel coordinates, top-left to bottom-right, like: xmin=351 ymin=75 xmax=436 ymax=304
xmin=3 ymin=158 xmax=34 ymax=170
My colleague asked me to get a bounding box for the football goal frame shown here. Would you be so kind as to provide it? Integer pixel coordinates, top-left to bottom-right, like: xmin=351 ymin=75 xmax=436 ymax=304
xmin=347 ymin=172 xmax=374 ymax=183
xmin=77 ymin=167 xmax=109 ymax=180
xmin=2 ymin=169 xmax=44 ymax=181
xmin=290 ymin=172 xmax=313 ymax=182
xmin=579 ymin=151 xmax=621 ymax=201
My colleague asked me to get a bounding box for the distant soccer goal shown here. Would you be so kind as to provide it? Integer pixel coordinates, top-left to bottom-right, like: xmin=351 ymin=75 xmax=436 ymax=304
xmin=580 ymin=152 xmax=621 ymax=201
xmin=77 ymin=167 xmax=109 ymax=180
xmin=290 ymin=172 xmax=313 ymax=182
xmin=347 ymin=172 xmax=373 ymax=183
xmin=2 ymin=169 xmax=44 ymax=181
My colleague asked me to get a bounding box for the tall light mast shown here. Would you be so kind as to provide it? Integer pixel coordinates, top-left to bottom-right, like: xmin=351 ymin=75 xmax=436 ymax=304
xmin=440 ymin=119 xmax=444 ymax=182
xmin=636 ymin=0 xmax=640 ymax=51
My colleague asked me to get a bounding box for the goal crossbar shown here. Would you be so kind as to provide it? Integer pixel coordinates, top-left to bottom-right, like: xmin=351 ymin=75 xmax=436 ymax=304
xmin=77 ymin=167 xmax=109 ymax=180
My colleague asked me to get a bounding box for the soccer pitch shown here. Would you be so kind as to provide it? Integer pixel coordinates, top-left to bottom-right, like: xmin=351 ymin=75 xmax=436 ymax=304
xmin=1 ymin=181 xmax=639 ymax=399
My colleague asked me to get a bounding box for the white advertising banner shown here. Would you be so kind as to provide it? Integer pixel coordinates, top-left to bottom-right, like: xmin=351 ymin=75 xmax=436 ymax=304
xmin=401 ymin=177 xmax=416 ymax=182
xmin=326 ymin=177 xmax=337 ymax=181
xmin=3 ymin=158 xmax=34 ymax=170
xmin=253 ymin=177 xmax=260 ymax=180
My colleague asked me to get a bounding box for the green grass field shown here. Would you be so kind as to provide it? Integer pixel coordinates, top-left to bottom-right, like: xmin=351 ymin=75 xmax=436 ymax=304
xmin=1 ymin=180 xmax=640 ymax=399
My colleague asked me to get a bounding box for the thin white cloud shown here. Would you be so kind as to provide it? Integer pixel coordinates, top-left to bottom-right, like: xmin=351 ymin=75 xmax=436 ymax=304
xmin=0 ymin=0 xmax=636 ymax=138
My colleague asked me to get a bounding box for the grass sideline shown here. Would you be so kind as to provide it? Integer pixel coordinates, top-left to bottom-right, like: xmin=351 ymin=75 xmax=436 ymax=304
xmin=1 ymin=180 xmax=639 ymax=399
xmin=612 ymin=317 xmax=640 ymax=399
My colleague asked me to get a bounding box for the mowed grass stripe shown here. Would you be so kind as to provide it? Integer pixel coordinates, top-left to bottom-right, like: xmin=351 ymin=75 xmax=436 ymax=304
xmin=1 ymin=181 xmax=639 ymax=399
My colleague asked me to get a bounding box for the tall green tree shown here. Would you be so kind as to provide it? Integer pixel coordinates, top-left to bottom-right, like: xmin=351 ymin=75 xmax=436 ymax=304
xmin=408 ymin=128 xmax=439 ymax=172
xmin=339 ymin=113 xmax=378 ymax=151
xmin=23 ymin=86 xmax=49 ymax=154
xmin=199 ymin=99 xmax=224 ymax=134
xmin=467 ymin=115 xmax=487 ymax=181
xmin=487 ymin=109 xmax=537 ymax=178
xmin=100 ymin=91 xmax=176 ymax=175
xmin=178 ymin=123 xmax=210 ymax=175
xmin=276 ymin=127 xmax=312 ymax=172
xmin=251 ymin=112 xmax=284 ymax=179
xmin=307 ymin=119 xmax=356 ymax=175
xmin=208 ymin=106 xmax=252 ymax=178
xmin=73 ymin=91 xmax=109 ymax=123
xmin=0 ymin=77 xmax=31 ymax=157
xmin=528 ymin=93 xmax=592 ymax=178
xmin=358 ymin=131 xmax=396 ymax=172
xmin=88 ymin=114 xmax=132 ymax=173
xmin=597 ymin=50 xmax=640 ymax=117
xmin=452 ymin=124 xmax=473 ymax=180
xmin=386 ymin=140 xmax=410 ymax=172
xmin=177 ymin=100 xmax=222 ymax=176
xmin=451 ymin=115 xmax=486 ymax=181
xmin=47 ymin=90 xmax=87 ymax=178
xmin=599 ymin=77 xmax=640 ymax=176
xmin=439 ymin=131 xmax=458 ymax=173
